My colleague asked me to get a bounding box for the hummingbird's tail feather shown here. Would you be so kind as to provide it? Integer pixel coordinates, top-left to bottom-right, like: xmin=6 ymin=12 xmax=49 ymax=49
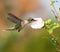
xmin=2 ymin=28 xmax=16 ymax=31
xmin=2 ymin=25 xmax=22 ymax=32
xmin=8 ymin=13 xmax=22 ymax=24
xmin=2 ymin=22 xmax=28 ymax=32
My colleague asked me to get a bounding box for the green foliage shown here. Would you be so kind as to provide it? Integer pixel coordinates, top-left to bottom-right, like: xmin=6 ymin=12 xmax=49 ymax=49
xmin=45 ymin=19 xmax=60 ymax=34
xmin=50 ymin=0 xmax=58 ymax=6
xmin=45 ymin=19 xmax=52 ymax=25
xmin=50 ymin=1 xmax=55 ymax=6
xmin=25 ymin=34 xmax=58 ymax=52
xmin=49 ymin=37 xmax=57 ymax=47
xmin=55 ymin=15 xmax=58 ymax=19
xmin=47 ymin=23 xmax=60 ymax=34
xmin=44 ymin=18 xmax=60 ymax=49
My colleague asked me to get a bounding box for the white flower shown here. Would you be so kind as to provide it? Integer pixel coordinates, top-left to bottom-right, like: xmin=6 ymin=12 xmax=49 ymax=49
xmin=29 ymin=18 xmax=44 ymax=29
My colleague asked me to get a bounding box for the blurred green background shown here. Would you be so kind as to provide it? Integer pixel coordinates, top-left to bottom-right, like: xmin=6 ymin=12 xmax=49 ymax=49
xmin=0 ymin=25 xmax=60 ymax=52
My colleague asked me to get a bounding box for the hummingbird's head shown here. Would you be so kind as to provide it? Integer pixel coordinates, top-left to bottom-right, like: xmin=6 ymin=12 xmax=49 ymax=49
xmin=28 ymin=18 xmax=36 ymax=23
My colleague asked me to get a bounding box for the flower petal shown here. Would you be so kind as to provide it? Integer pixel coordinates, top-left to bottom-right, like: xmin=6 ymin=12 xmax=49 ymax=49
xmin=30 ymin=18 xmax=44 ymax=29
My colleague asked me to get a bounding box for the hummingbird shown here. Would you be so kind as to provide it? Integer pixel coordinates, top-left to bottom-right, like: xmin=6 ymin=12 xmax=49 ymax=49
xmin=3 ymin=13 xmax=44 ymax=32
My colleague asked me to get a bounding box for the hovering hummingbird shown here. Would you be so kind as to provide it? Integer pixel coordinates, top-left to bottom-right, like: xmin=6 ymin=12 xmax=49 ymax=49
xmin=3 ymin=13 xmax=44 ymax=32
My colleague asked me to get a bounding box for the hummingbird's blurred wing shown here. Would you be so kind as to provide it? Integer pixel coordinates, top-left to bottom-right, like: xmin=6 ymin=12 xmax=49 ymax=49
xmin=8 ymin=13 xmax=22 ymax=25
xmin=7 ymin=13 xmax=22 ymax=32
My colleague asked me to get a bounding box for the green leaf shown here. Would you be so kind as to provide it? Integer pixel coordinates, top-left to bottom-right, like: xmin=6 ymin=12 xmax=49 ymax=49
xmin=50 ymin=1 xmax=55 ymax=6
xmin=49 ymin=37 xmax=57 ymax=47
xmin=45 ymin=19 xmax=52 ymax=25
xmin=55 ymin=15 xmax=58 ymax=19
xmin=48 ymin=28 xmax=53 ymax=34
xmin=48 ymin=23 xmax=60 ymax=34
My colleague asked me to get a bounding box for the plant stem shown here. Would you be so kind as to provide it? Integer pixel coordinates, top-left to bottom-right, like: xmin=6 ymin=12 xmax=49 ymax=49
xmin=50 ymin=33 xmax=56 ymax=40
xmin=50 ymin=0 xmax=59 ymax=18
